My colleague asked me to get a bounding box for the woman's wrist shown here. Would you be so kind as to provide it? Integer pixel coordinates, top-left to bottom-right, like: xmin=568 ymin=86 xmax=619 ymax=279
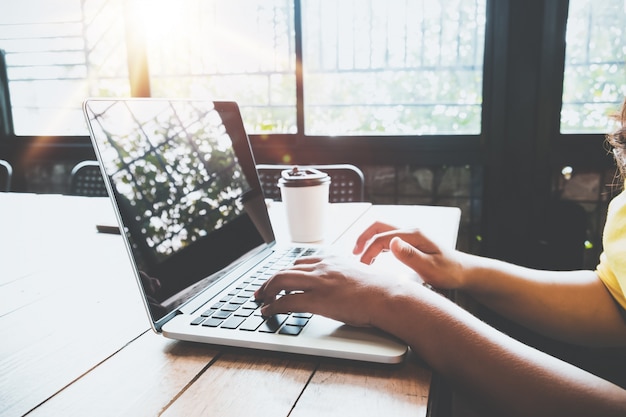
xmin=454 ymin=251 xmax=493 ymax=293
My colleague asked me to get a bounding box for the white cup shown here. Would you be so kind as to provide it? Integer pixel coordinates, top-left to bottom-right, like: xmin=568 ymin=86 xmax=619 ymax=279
xmin=278 ymin=166 xmax=331 ymax=242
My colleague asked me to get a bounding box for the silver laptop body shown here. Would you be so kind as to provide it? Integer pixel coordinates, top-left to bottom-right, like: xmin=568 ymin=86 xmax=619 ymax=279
xmin=83 ymin=98 xmax=407 ymax=364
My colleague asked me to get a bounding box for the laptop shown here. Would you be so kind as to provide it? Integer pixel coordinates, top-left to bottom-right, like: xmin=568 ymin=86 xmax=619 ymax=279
xmin=83 ymin=98 xmax=407 ymax=364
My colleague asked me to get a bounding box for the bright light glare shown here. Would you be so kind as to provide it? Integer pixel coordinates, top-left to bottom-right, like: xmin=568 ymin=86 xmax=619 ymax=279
xmin=130 ymin=0 xmax=184 ymax=44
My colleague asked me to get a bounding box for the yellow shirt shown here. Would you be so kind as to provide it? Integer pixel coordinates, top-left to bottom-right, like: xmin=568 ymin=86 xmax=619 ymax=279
xmin=596 ymin=183 xmax=626 ymax=310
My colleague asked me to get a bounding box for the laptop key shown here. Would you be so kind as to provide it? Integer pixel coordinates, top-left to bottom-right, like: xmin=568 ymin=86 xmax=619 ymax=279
xmin=279 ymin=324 xmax=304 ymax=336
xmin=240 ymin=315 xmax=265 ymax=331
xmin=230 ymin=296 xmax=249 ymax=305
xmin=285 ymin=316 xmax=309 ymax=327
xmin=190 ymin=316 xmax=206 ymax=326
xmin=242 ymin=300 xmax=261 ymax=310
xmin=210 ymin=301 xmax=225 ymax=310
xmin=201 ymin=318 xmax=224 ymax=327
xmin=258 ymin=314 xmax=288 ymax=333
xmin=221 ymin=303 xmax=240 ymax=312
xmin=212 ymin=310 xmax=232 ymax=320
xmin=221 ymin=316 xmax=246 ymax=329
xmin=234 ymin=308 xmax=254 ymax=317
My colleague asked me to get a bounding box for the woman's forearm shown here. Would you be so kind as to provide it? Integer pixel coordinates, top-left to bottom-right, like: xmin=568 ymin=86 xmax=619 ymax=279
xmin=454 ymin=253 xmax=626 ymax=346
xmin=375 ymin=283 xmax=626 ymax=417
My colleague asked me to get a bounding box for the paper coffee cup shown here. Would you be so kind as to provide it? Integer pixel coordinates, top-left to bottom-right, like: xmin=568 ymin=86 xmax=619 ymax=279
xmin=278 ymin=166 xmax=331 ymax=242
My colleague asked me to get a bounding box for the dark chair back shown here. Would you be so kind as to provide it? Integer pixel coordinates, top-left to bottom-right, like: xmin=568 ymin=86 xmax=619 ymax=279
xmin=69 ymin=161 xmax=109 ymax=197
xmin=256 ymin=164 xmax=365 ymax=202
xmin=0 ymin=159 xmax=12 ymax=191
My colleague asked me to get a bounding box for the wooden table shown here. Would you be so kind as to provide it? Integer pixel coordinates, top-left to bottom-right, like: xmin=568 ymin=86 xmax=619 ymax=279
xmin=0 ymin=193 xmax=460 ymax=417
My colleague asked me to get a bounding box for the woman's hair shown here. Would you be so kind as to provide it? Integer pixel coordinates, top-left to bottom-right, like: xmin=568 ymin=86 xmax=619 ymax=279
xmin=607 ymin=97 xmax=626 ymax=182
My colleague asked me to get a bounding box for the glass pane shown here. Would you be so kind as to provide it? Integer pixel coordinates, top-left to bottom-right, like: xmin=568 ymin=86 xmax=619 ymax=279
xmin=0 ymin=0 xmax=130 ymax=136
xmin=140 ymin=0 xmax=296 ymax=135
xmin=301 ymin=0 xmax=486 ymax=136
xmin=561 ymin=0 xmax=626 ymax=133
xmin=1 ymin=0 xmax=294 ymax=137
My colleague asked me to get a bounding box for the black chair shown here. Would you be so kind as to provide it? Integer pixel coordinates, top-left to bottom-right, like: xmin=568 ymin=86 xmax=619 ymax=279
xmin=256 ymin=164 xmax=365 ymax=202
xmin=69 ymin=160 xmax=109 ymax=197
xmin=0 ymin=159 xmax=12 ymax=191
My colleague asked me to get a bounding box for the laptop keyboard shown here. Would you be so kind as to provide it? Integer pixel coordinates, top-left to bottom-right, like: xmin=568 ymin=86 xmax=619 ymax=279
xmin=190 ymin=247 xmax=318 ymax=336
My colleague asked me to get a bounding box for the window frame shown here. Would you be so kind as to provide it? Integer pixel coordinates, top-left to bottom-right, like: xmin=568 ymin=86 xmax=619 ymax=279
xmin=1 ymin=0 xmax=618 ymax=266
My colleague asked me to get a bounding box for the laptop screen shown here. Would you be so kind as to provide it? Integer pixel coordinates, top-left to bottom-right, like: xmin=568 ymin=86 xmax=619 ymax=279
xmin=84 ymin=99 xmax=275 ymax=324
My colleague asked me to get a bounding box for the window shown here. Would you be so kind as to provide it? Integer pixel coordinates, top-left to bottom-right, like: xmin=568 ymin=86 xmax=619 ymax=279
xmin=141 ymin=0 xmax=297 ymax=134
xmin=1 ymin=0 xmax=486 ymax=137
xmin=301 ymin=0 xmax=486 ymax=135
xmin=0 ymin=0 xmax=130 ymax=136
xmin=561 ymin=0 xmax=626 ymax=133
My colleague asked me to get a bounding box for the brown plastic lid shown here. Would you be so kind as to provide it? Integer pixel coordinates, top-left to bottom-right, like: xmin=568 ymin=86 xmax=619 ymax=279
xmin=278 ymin=166 xmax=331 ymax=187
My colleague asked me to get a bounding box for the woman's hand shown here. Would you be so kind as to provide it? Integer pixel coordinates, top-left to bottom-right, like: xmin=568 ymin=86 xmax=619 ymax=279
xmin=254 ymin=255 xmax=408 ymax=327
xmin=354 ymin=221 xmax=467 ymax=289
